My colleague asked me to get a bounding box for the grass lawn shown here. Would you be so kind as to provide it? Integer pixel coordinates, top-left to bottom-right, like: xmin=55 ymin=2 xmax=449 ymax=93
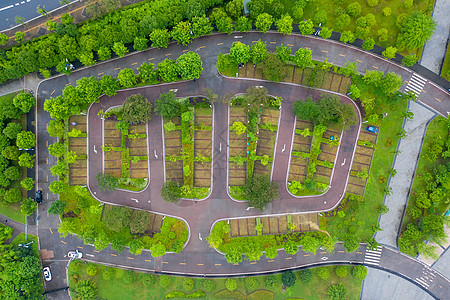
xmin=68 ymin=261 xmax=363 ymax=299
xmin=0 ymin=202 xmax=25 ymax=224
xmin=442 ymin=45 xmax=450 ymax=81
xmin=400 ymin=115 xmax=449 ymax=232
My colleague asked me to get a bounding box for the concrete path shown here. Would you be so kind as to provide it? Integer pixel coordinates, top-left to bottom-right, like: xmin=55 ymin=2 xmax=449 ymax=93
xmin=432 ymin=247 xmax=450 ymax=279
xmin=420 ymin=0 xmax=450 ymax=74
xmin=361 ymin=267 xmax=434 ymax=300
xmin=375 ymin=101 xmax=436 ymax=248
xmin=0 ymin=73 xmax=41 ymax=96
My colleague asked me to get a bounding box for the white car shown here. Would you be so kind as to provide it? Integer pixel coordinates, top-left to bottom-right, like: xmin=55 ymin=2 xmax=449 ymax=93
xmin=43 ymin=267 xmax=52 ymax=281
xmin=68 ymin=249 xmax=83 ymax=259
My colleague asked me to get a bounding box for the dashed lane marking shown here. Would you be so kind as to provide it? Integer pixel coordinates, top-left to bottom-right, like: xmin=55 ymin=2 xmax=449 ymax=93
xmin=435 ymin=98 xmax=441 ymax=102
xmin=338 ymin=251 xmax=345 ymax=253
xmin=250 ymin=262 xmax=257 ymax=264
xmin=199 ymin=46 xmax=206 ymax=49
xmin=287 ymin=44 xmax=294 ymax=46
xmin=304 ymin=254 xmax=310 ymax=257
xmin=285 ymin=257 xmax=292 ymax=260
xmin=114 ymin=67 xmax=121 ymax=70
xmin=305 ymin=47 xmax=310 ymax=49
xmin=148 ymin=58 xmax=154 ymax=60
xmin=339 ymin=54 xmax=345 ymax=57
xmin=233 ymin=263 xmax=239 ymax=265
xmin=65 ymin=83 xmax=71 ymax=86
xmin=165 ymin=53 xmax=172 ymax=56
xmin=61 ymin=240 xmax=67 ymax=244
xmin=46 ymin=158 xmax=48 ymax=164
xmin=127 ymin=257 xmax=134 ymax=260
xmin=252 ymin=41 xmax=258 ymax=43
xmin=268 ymin=260 xmax=274 ymax=262
xmin=179 ymin=262 xmax=186 ymax=265
xmin=49 ymin=228 xmax=53 ymax=234
xmin=98 ymin=72 xmax=104 ymax=76
xmin=46 ymin=193 xmax=48 ymax=200
xmin=94 ymin=250 xmax=100 ymax=253
xmin=215 ymin=264 xmax=221 ymax=266
xmin=46 ymin=176 xmax=48 ymax=182
xmin=77 ymin=246 xmax=83 ymax=249
xmin=46 ymin=141 xmax=48 ymax=147
xmin=145 ymin=259 xmax=151 ymax=262
xmin=320 ymin=252 xmax=327 ymax=254
xmin=356 ymin=252 xmax=363 ymax=254
xmin=51 ymin=90 xmax=55 ymax=95
xmin=182 ymin=49 xmax=189 ymax=52
xmin=421 ymin=90 xmax=426 ymax=93
xmin=372 ymin=66 xmax=378 ymax=69
xmin=270 ymin=41 xmax=276 ymax=44
xmin=163 ymin=262 xmax=168 ymax=264
xmin=131 ymin=62 xmax=137 ymax=65
xmin=86 ymin=254 xmax=94 ymax=257
xmin=197 ymin=263 xmax=204 ymax=266
xmin=356 ymin=59 xmax=362 ymax=63
xmin=322 ymin=50 xmax=328 ymax=53
xmin=111 ymin=254 xmax=117 ymax=256
xmin=217 ymin=43 xmax=223 ymax=45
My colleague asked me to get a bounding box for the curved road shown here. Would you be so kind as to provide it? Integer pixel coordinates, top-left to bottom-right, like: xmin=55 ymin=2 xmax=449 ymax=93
xmin=35 ymin=32 xmax=450 ymax=299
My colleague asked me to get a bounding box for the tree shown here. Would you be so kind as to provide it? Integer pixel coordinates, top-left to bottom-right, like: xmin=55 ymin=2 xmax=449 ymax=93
xmin=98 ymin=47 xmax=112 ymax=61
xmin=137 ymin=62 xmax=157 ymax=84
xmin=118 ymin=68 xmax=137 ymax=88
xmin=316 ymin=267 xmax=331 ymax=280
xmin=320 ymin=27 xmax=333 ymax=39
xmin=12 ymin=92 xmax=34 ymax=113
xmin=231 ymin=122 xmax=246 ymax=135
xmin=5 ymin=166 xmax=21 ymax=181
xmin=75 ymin=280 xmax=98 ymax=299
xmin=0 ymin=33 xmax=8 ymax=45
xmin=225 ymin=278 xmax=237 ymax=291
xmin=346 ymin=2 xmax=362 ymax=17
xmin=245 ymin=174 xmax=279 ymax=210
xmin=77 ymin=76 xmax=102 ymax=105
xmin=15 ymin=31 xmax=25 ymax=42
xmin=314 ymin=10 xmax=328 ymax=25
xmin=216 ymin=14 xmax=234 ymax=34
xmin=192 ymin=15 xmax=213 ymax=37
xmin=21 ymin=178 xmax=34 ymax=191
xmin=340 ymin=31 xmax=356 ymax=44
xmin=21 ymin=197 xmax=37 ymax=216
xmin=79 ymin=51 xmax=96 ymax=66
xmin=96 ymin=172 xmax=119 ymax=191
xmin=250 ymin=40 xmax=269 ymax=65
xmin=16 ymin=131 xmax=35 ymax=149
xmin=132 ymin=36 xmax=147 ymax=52
xmin=398 ymin=12 xmax=436 ymax=50
xmin=150 ymin=242 xmax=166 ymax=257
xmin=276 ymin=44 xmax=292 ymax=63
xmin=47 ymin=120 xmax=64 ymax=138
xmin=176 ymin=51 xmax=203 ymax=80
xmin=298 ymin=19 xmax=314 ymax=35
xmin=129 ymin=239 xmax=144 ymax=255
xmin=236 ymin=16 xmax=252 ymax=32
xmin=300 ymin=269 xmax=312 ymax=283
xmin=276 ymin=14 xmax=293 ymax=35
xmin=50 ymin=160 xmax=68 ymax=176
xmin=382 ymin=46 xmax=398 ymax=59
xmin=3 ymin=188 xmax=22 ymax=204
xmin=352 ymin=265 xmax=368 ymax=279
xmin=102 ymin=268 xmax=115 ymax=281
xmin=255 ymin=13 xmax=273 ymax=33
xmin=48 ymin=199 xmax=66 ymax=215
xmin=49 ymin=180 xmax=66 ymax=194
xmin=342 ymin=234 xmax=360 ymax=252
xmin=226 ymin=0 xmax=243 ymax=19
xmin=229 ymin=42 xmax=251 ymax=64
xmin=172 ymin=21 xmax=192 ymax=46
xmin=86 ymin=264 xmax=98 ymax=276
xmin=159 ymin=274 xmax=172 ymax=288
xmin=161 ymin=181 xmax=180 ymax=202
xmin=281 ymin=270 xmax=296 ymax=287
xmin=155 ymin=91 xmax=180 ymax=118
xmin=294 ymin=48 xmax=313 ymax=68
xmin=99 ymin=74 xmax=120 ymax=96
xmin=402 ymin=54 xmax=417 ymax=67
xmin=48 ymin=142 xmax=65 ymax=157
xmin=158 ymin=58 xmax=178 ymax=82
xmin=122 ymin=94 xmax=152 ymax=124
xmin=112 ymin=41 xmax=128 ymax=57
xmin=327 ymin=283 xmax=347 ymax=300
xmin=19 ymin=152 xmax=35 ymax=168
xmin=300 ymin=233 xmax=321 ymax=254
xmin=2 ymin=146 xmax=20 ymax=160
xmin=149 ymin=29 xmax=171 ymax=49
xmin=335 ymin=266 xmax=348 ymax=278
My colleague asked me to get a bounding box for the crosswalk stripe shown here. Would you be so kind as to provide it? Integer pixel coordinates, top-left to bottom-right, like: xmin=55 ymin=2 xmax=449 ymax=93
xmin=415 ymin=278 xmax=430 ymax=287
xmin=408 ymin=81 xmax=425 ymax=90
xmin=365 ymin=254 xmax=381 ymax=259
xmin=411 ymin=74 xmax=427 ymax=83
xmin=366 ymin=250 xmax=382 ymax=254
xmin=364 ymin=261 xmax=379 ymax=265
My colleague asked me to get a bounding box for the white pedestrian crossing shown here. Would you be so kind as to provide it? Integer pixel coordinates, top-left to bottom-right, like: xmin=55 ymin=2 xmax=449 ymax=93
xmin=404 ymin=73 xmax=427 ymax=96
xmin=364 ymin=245 xmax=383 ymax=266
xmin=415 ymin=267 xmax=438 ymax=289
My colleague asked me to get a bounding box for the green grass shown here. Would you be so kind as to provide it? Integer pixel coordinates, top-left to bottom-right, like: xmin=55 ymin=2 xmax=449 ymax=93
xmin=441 ymin=45 xmax=450 ymax=80
xmin=401 ymin=115 xmax=449 ymax=232
xmin=11 ymin=233 xmax=39 ymax=257
xmin=229 ymin=185 xmax=246 ymax=200
xmin=0 ymin=202 xmax=25 ymax=224
xmin=68 ymin=261 xmax=362 ymax=299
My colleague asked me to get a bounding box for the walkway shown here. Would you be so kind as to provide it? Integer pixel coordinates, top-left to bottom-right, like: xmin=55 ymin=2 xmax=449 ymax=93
xmin=420 ymin=0 xmax=450 ymax=74
xmin=375 ymin=101 xmax=437 ymax=248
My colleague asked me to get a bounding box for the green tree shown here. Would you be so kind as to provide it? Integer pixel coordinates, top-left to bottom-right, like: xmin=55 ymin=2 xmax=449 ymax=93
xmin=132 ymin=36 xmax=147 ymax=52
xmin=96 ymin=172 xmax=119 ymax=191
xmin=255 ymin=13 xmax=273 ymax=33
xmin=192 ymin=15 xmax=213 ymax=37
xmin=231 ymin=122 xmax=246 ymax=135
xmin=149 ymin=29 xmax=171 ymax=49
xmin=5 ymin=166 xmax=20 ymax=181
xmin=294 ymin=48 xmax=313 ymax=68
xmin=172 ymin=21 xmax=193 ymax=46
xmin=159 ymin=274 xmax=172 ymax=288
xmin=19 ymin=152 xmax=35 ymax=168
xmin=352 ymin=265 xmax=368 ymax=279
xmin=335 ymin=14 xmax=351 ymax=31
xmin=216 ymin=14 xmax=234 ymax=34
xmin=79 ymin=51 xmax=96 ymax=66
xmin=300 ymin=269 xmax=313 ymax=283
xmin=250 ymin=39 xmax=269 ymax=65
xmin=176 ymin=51 xmax=203 ymax=80
xmin=346 ymin=2 xmax=362 ymax=17
xmin=320 ymin=27 xmax=333 ymax=39
xmin=21 ymin=178 xmax=34 ymax=191
xmin=102 ymin=268 xmax=115 ymax=281
xmin=122 ymin=94 xmax=152 ymax=124
xmin=158 ymin=58 xmax=178 ymax=82
xmin=229 ymin=42 xmax=251 ymax=64
xmin=284 ymin=240 xmax=299 ymax=255
xmin=137 ymin=62 xmax=157 ymax=84
xmin=225 ymin=278 xmax=237 ymax=291
xmin=236 ymin=16 xmax=252 ymax=32
xmin=245 ymin=174 xmax=279 ymax=211
xmin=155 ymin=91 xmax=180 ymax=118
xmin=2 ymin=146 xmax=20 ymax=160
xmin=3 ymin=188 xmax=22 ymax=204
xmin=50 ymin=160 xmax=68 ymax=176
xmin=276 ymin=14 xmax=293 ymax=35
xmin=342 ymin=234 xmax=360 ymax=252
xmin=402 ymin=54 xmax=417 ymax=67
xmin=47 ymin=120 xmax=64 ymax=138
xmin=12 ymin=92 xmax=35 ymax=113
xmin=276 ymin=44 xmax=292 ymax=63
xmin=48 ymin=142 xmax=65 ymax=157
xmin=86 ymin=265 xmax=98 ymax=276
xmin=335 ymin=266 xmax=348 ymax=278
xmin=340 ymin=31 xmax=356 ymax=44
xmin=0 ymin=33 xmax=8 ymax=45
xmin=161 ymin=181 xmax=180 ymax=202
xmin=48 ymin=199 xmax=66 ymax=215
xmin=327 ymin=283 xmax=347 ymax=300
xmin=317 ymin=267 xmax=331 ymax=280
xmin=118 ymin=68 xmax=137 ymax=88
xmin=112 ymin=41 xmax=128 ymax=57
xmin=129 ymin=239 xmax=144 ymax=255
xmin=21 ymin=197 xmax=37 ymax=216
xmin=150 ymin=242 xmax=166 ymax=257
xmin=226 ymin=0 xmax=243 ymax=19
xmin=15 ymin=31 xmax=25 ymax=42
xmin=281 ymin=270 xmax=296 ymax=287
xmin=16 ymin=131 xmax=35 ymax=149
xmin=398 ymin=12 xmax=436 ymax=50
xmin=97 ymin=47 xmax=112 ymax=61
xmin=298 ymin=19 xmax=314 ymax=35
xmin=75 ymin=280 xmax=98 ymax=299
xmin=99 ymin=74 xmax=120 ymax=96
xmin=49 ymin=180 xmax=66 ymax=194
xmin=382 ymin=46 xmax=398 ymax=59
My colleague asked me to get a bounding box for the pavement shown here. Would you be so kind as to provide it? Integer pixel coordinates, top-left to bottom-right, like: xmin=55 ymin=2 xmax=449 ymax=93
xmin=375 ymin=101 xmax=437 ymax=248
xmin=29 ymin=31 xmax=450 ymax=298
xmin=420 ymin=0 xmax=450 ymax=74
xmin=432 ymin=247 xmax=450 ymax=280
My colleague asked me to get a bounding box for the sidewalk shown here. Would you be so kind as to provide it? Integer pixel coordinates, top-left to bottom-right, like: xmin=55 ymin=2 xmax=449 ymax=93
xmin=375 ymin=101 xmax=437 ymax=248
xmin=420 ymin=0 xmax=450 ymax=74
xmin=0 ymin=73 xmax=41 ymax=96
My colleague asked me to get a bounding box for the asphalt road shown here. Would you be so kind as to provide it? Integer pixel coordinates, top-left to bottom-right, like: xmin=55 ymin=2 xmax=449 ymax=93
xmin=0 ymin=0 xmax=64 ymax=31
xmin=35 ymin=32 xmax=450 ymax=298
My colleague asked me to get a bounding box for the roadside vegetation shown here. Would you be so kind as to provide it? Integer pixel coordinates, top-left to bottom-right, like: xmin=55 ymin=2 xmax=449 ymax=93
xmin=0 ymin=0 xmax=438 ymax=84
xmin=0 ymin=92 xmax=37 ymax=223
xmin=68 ymin=260 xmax=365 ymax=299
xmin=399 ymin=115 xmax=450 ymax=258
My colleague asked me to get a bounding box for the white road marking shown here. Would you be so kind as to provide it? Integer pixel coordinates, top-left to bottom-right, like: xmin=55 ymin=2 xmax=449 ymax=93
xmin=93 ymin=145 xmax=97 ymax=154
xmin=131 ymin=198 xmax=138 ymax=203
xmin=281 ymin=144 xmax=286 ymax=152
xmin=246 ymin=207 xmax=254 ymax=210
xmin=219 ymin=143 xmax=222 ymax=152
xmin=0 ymin=4 xmax=13 ymax=11
xmin=198 ymin=233 xmax=202 ymax=241
xmin=86 ymin=254 xmax=94 ymax=257
xmin=341 ymin=158 xmax=346 ymax=166
xmin=154 ymin=150 xmax=158 ymax=158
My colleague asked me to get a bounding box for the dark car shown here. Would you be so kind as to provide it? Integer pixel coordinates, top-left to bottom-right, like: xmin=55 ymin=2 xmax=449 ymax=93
xmin=35 ymin=190 xmax=43 ymax=204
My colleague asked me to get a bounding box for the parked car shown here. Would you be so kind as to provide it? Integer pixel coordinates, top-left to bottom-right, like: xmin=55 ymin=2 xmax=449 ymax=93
xmin=43 ymin=267 xmax=52 ymax=281
xmin=366 ymin=126 xmax=378 ymax=133
xmin=35 ymin=190 xmax=43 ymax=204
xmin=68 ymin=249 xmax=83 ymax=259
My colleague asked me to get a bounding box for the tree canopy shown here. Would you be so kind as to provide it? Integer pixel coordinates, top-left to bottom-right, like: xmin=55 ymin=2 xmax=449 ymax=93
xmin=122 ymin=94 xmax=152 ymax=124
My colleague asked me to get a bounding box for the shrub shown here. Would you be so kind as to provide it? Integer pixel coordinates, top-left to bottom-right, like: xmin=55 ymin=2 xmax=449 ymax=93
xmin=123 ymin=270 xmax=135 ymax=284
xmin=265 ymin=275 xmax=278 ymax=289
xmin=382 ymin=7 xmax=392 ymax=17
xmin=102 ymin=268 xmax=115 ymax=281
xmin=86 ymin=265 xmax=98 ymax=276
xmin=300 ymin=269 xmax=312 ymax=283
xmin=316 ymin=267 xmax=331 ymax=280
xmin=245 ymin=277 xmax=259 ymax=290
xmin=159 ymin=275 xmax=172 ymax=288
xmin=366 ymin=0 xmax=378 ymax=6
xmin=327 ymin=283 xmax=347 ymax=300
xmin=335 ymin=266 xmax=348 ymax=278
xmin=352 ymin=265 xmax=368 ymax=279
xmin=281 ymin=270 xmax=296 ymax=287
xmin=183 ymin=278 xmax=194 ymax=292
xmin=225 ymin=278 xmax=237 ymax=291
xmin=202 ymin=279 xmax=215 ymax=292
xmin=140 ymin=273 xmax=154 ymax=286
